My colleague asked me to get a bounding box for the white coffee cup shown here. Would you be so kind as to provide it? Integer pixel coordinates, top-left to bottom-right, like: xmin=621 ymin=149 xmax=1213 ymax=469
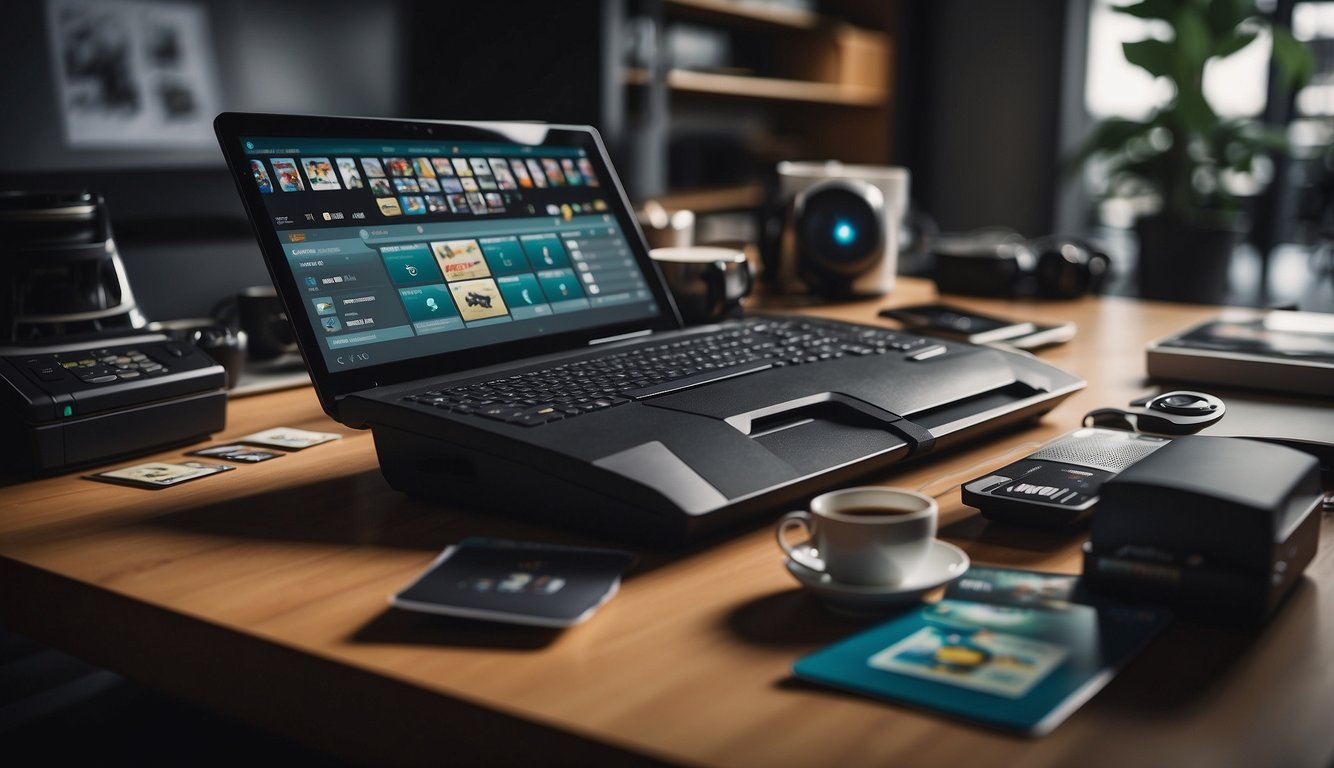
xmin=776 ymin=486 xmax=937 ymax=586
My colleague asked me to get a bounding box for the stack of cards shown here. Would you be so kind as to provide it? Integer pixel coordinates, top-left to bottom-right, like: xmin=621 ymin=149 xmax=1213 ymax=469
xmin=235 ymin=427 xmax=342 ymax=451
xmin=85 ymin=426 xmax=343 ymax=489
xmin=88 ymin=461 xmax=236 ymax=489
xmin=391 ymin=537 xmax=637 ymax=627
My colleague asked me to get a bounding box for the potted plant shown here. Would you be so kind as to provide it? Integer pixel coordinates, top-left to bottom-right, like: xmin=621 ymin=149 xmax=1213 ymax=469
xmin=1074 ymin=0 xmax=1313 ymax=303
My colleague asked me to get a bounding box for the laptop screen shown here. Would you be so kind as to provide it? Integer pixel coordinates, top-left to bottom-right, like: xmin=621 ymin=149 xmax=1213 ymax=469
xmin=217 ymin=115 xmax=683 ymax=414
xmin=235 ymin=132 xmax=665 ymax=376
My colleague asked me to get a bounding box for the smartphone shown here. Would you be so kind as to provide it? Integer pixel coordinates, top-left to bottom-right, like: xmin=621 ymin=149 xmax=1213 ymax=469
xmin=881 ymin=304 xmax=1075 ymax=349
xmin=879 ymin=303 xmax=1038 ymax=344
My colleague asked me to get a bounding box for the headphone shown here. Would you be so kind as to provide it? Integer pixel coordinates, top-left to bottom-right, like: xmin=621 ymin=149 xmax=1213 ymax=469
xmin=932 ymin=231 xmax=1110 ymax=299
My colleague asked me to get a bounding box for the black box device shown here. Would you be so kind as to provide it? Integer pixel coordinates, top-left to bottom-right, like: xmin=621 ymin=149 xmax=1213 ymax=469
xmin=1083 ymin=436 xmax=1324 ymax=623
xmin=0 ymin=334 xmax=227 ymax=473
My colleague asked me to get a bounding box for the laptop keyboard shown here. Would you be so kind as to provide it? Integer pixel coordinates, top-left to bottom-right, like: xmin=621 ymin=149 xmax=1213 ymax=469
xmin=403 ymin=317 xmax=934 ymax=427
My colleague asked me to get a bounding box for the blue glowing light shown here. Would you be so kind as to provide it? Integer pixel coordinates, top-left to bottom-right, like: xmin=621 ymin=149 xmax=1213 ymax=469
xmin=834 ymin=221 xmax=856 ymax=245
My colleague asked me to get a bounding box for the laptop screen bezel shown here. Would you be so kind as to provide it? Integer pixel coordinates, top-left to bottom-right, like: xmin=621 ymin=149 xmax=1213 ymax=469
xmin=214 ymin=112 xmax=682 ymax=417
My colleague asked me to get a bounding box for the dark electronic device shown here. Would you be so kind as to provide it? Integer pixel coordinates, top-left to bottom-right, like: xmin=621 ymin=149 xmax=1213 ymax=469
xmin=932 ymin=231 xmax=1109 ymax=299
xmin=962 ymin=391 xmax=1226 ymax=527
xmin=791 ymin=178 xmax=888 ymax=298
xmin=0 ymin=191 xmax=146 ymax=342
xmin=215 ymin=112 xmax=1086 ymax=545
xmin=877 ymin=303 xmax=1076 ymax=349
xmin=0 ymin=333 xmax=227 ymax=474
xmin=1084 ymin=436 xmax=1324 ymax=624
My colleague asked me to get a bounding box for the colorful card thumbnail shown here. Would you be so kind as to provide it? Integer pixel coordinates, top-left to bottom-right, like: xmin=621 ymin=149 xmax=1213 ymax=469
xmin=377 ymin=197 xmax=403 ymax=216
xmin=401 ymin=195 xmax=427 ymax=215
xmin=452 ymin=157 xmax=473 ymax=176
xmin=577 ymin=157 xmax=599 ymax=187
xmin=250 ymin=160 xmax=274 ymax=193
xmin=432 ymin=157 xmax=456 ymax=176
xmin=560 ymin=158 xmax=582 ymax=186
xmin=336 ymin=157 xmax=364 ymax=189
xmin=510 ymin=159 xmax=533 ymax=188
xmin=385 ymin=157 xmax=413 ymax=177
xmin=370 ymin=177 xmax=393 ymax=197
xmin=542 ymin=158 xmax=564 ymax=186
xmin=413 ymin=157 xmax=436 ymax=177
xmin=393 ymin=177 xmax=421 ymax=193
xmin=271 ymin=158 xmax=304 ymax=191
xmin=449 ymin=278 xmax=509 ymax=322
xmin=526 ymin=158 xmax=548 ymax=188
xmin=431 ymin=239 xmax=491 ymax=281
xmin=489 ymin=158 xmax=518 ymax=190
xmin=303 ymin=157 xmax=341 ymax=190
xmin=360 ymin=157 xmax=386 ymax=177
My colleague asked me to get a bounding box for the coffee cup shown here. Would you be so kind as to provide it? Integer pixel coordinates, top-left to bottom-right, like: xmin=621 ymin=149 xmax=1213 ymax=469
xmin=216 ymin=285 xmax=298 ymax=362
xmin=650 ymin=246 xmax=753 ymax=324
xmin=776 ymin=486 xmax=937 ymax=586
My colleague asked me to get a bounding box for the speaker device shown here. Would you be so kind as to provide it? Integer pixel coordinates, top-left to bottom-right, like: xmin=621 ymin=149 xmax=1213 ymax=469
xmin=765 ymin=162 xmax=908 ymax=299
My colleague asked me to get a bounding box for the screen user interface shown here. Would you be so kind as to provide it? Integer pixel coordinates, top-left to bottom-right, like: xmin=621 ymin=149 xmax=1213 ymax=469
xmin=240 ymin=135 xmax=659 ymax=371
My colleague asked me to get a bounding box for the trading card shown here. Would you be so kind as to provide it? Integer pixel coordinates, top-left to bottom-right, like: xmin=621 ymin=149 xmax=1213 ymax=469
xmin=303 ymin=157 xmax=342 ymax=190
xmin=413 ymin=157 xmax=436 ymax=177
xmin=250 ymin=160 xmax=274 ymax=193
xmin=239 ymin=427 xmax=343 ymax=450
xmin=360 ymin=157 xmax=386 ymax=177
xmin=431 ymin=157 xmax=456 ymax=176
xmin=335 ymin=157 xmax=364 ymax=189
xmin=188 ymin=445 xmax=284 ymax=463
xmin=391 ymin=537 xmax=637 ymax=627
xmin=270 ymin=158 xmax=304 ymax=191
xmin=88 ymin=461 xmax=235 ymax=489
xmin=377 ymin=197 xmax=403 ymax=216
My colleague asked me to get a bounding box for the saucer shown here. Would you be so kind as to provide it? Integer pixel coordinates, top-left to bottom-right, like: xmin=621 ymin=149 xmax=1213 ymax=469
xmin=784 ymin=540 xmax=970 ymax=616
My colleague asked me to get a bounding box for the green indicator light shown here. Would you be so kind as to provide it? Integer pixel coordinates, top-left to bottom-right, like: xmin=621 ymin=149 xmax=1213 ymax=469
xmin=62 ymin=405 xmax=73 ymax=417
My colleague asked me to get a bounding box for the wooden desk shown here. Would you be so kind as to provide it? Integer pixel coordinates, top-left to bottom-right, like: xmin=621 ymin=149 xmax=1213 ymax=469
xmin=3 ymin=278 xmax=1332 ymax=767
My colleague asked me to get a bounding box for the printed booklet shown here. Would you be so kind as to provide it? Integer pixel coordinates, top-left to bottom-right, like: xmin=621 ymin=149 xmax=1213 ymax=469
xmin=793 ymin=567 xmax=1171 ymax=735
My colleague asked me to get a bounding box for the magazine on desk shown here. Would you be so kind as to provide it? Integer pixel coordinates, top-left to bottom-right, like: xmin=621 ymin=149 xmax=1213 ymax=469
xmin=793 ymin=567 xmax=1172 ymax=736
xmin=1146 ymin=310 xmax=1334 ymax=397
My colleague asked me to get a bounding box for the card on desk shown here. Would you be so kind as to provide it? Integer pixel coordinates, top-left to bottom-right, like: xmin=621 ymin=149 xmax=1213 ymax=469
xmin=793 ymin=567 xmax=1172 ymax=736
xmin=391 ymin=537 xmax=637 ymax=628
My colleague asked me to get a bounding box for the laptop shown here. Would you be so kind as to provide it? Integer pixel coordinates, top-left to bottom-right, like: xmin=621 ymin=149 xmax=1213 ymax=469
xmin=215 ymin=112 xmax=1084 ymax=544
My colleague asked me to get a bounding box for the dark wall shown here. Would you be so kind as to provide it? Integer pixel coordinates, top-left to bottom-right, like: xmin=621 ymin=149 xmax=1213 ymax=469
xmin=0 ymin=0 xmax=410 ymax=321
xmin=896 ymin=0 xmax=1070 ymax=237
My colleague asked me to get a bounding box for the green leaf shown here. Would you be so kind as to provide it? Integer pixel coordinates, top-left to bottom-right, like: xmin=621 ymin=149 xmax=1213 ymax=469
xmin=1123 ymin=39 xmax=1175 ymax=79
xmin=1176 ymin=86 xmax=1218 ymax=134
xmin=1065 ymin=118 xmax=1156 ymax=175
xmin=1172 ymin=6 xmax=1212 ymax=82
xmin=1271 ymin=26 xmax=1315 ymax=91
xmin=1211 ymin=30 xmax=1257 ymax=59
xmin=1115 ymin=0 xmax=1178 ymax=21
xmin=1205 ymin=0 xmax=1253 ymax=38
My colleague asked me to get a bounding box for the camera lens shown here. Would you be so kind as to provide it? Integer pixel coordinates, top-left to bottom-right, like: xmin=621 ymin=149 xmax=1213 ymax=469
xmin=797 ymin=185 xmax=880 ymax=272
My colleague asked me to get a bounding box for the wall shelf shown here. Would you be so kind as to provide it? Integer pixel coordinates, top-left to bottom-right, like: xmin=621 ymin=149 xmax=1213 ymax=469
xmin=663 ymin=0 xmax=822 ymax=30
xmin=627 ymin=68 xmax=886 ymax=107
